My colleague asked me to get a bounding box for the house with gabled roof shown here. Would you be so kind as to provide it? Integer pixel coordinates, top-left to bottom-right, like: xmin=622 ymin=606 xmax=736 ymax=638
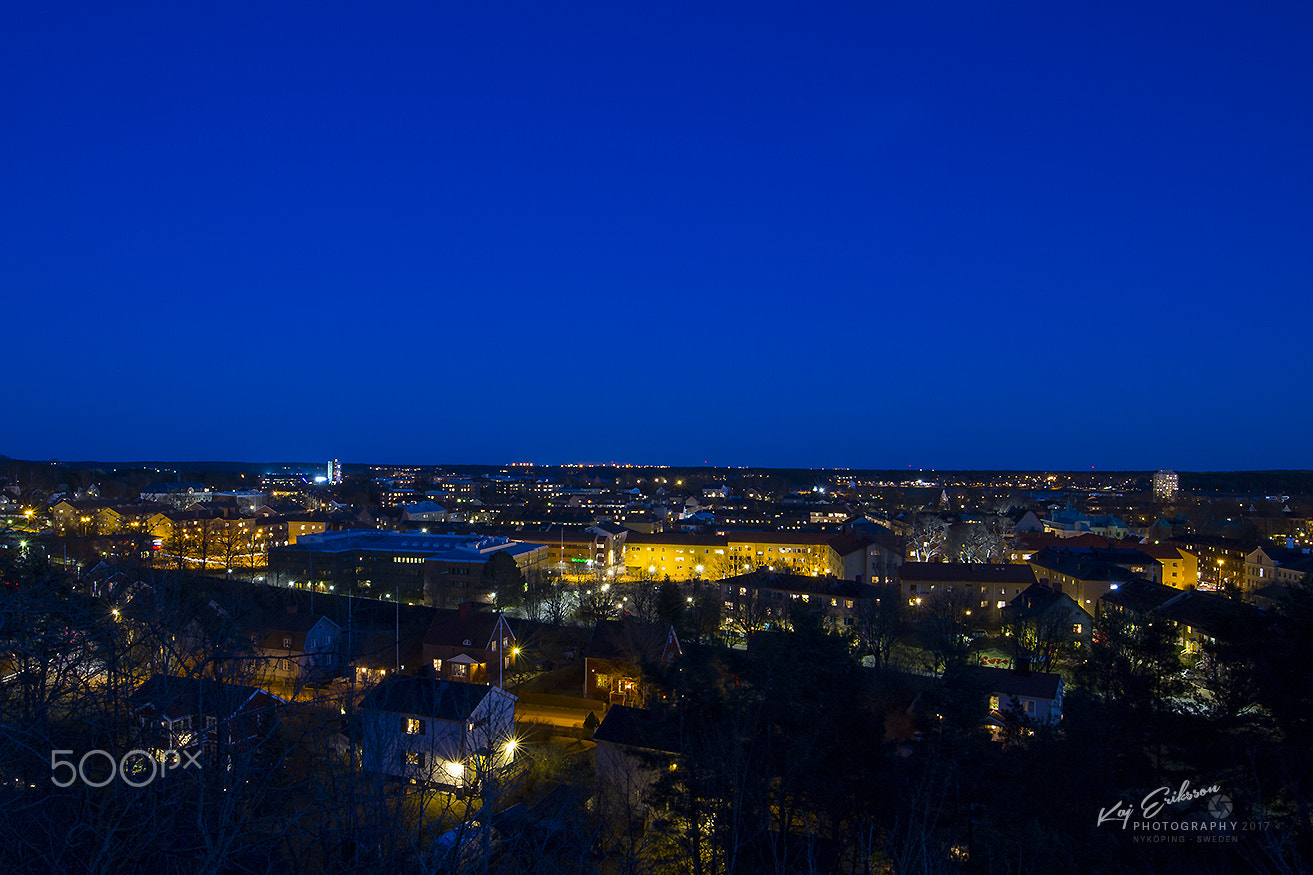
xmin=965 ymin=663 xmax=1063 ymax=739
xmin=593 ymin=704 xmax=681 ymax=820
xmin=129 ymin=674 xmax=283 ymax=763
xmin=583 ymin=619 xmax=681 ymax=707
xmin=358 ymin=676 xmax=517 ymax=788
xmin=1004 ymin=581 xmax=1094 ymax=656
xmin=422 ymin=603 xmax=516 ymax=688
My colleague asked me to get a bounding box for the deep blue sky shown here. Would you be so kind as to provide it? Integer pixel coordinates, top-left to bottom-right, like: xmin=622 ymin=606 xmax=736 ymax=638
xmin=3 ymin=2 xmax=1310 ymax=469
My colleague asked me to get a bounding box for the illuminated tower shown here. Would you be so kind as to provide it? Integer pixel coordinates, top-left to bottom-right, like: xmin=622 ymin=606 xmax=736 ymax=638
xmin=1153 ymin=469 xmax=1178 ymax=501
xmin=328 ymin=460 xmax=342 ymax=485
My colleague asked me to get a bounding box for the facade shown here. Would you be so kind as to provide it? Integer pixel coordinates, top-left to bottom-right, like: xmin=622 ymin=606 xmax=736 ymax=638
xmin=718 ymin=569 xmax=868 ymax=633
xmin=423 ymin=541 xmax=549 ymax=608
xmin=1024 ymin=548 xmax=1147 ymax=611
xmin=593 ymin=705 xmax=681 ymax=821
xmin=268 ymin=530 xmax=548 ymax=600
xmin=139 ymin=482 xmax=214 ymax=509
xmin=129 ymin=674 xmax=282 ymax=762
xmin=1244 ymin=545 xmax=1313 ymax=590
xmin=497 ymin=523 xmax=628 ymax=579
xmin=829 ymin=523 xmax=905 ymax=586
xmin=1153 ymin=470 xmax=1179 ymax=501
xmin=583 ymin=619 xmax=681 ymax=707
xmin=898 ymin=563 xmax=1039 ymax=622
xmin=622 ymin=529 xmax=871 ymax=580
xmin=246 ymin=614 xmax=343 ymax=684
xmin=358 ymin=677 xmax=517 ymax=788
xmin=1003 ymin=582 xmax=1095 ymax=652
xmin=1167 ymin=535 xmax=1256 ymax=590
xmin=422 ymin=606 xmax=516 ymax=688
xmin=966 ymin=665 xmax=1064 ymax=733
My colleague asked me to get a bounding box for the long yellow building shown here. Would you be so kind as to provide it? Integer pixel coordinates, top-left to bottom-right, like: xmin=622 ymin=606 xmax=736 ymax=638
xmin=624 ymin=530 xmax=838 ymax=579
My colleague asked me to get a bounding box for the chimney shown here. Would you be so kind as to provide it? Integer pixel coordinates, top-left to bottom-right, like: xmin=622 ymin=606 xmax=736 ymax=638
xmin=1040 ymin=577 xmax=1051 ymax=591
xmin=1051 ymin=579 xmax=1062 ymax=595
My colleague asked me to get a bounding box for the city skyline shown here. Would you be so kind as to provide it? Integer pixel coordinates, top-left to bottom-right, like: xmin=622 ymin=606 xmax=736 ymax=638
xmin=4 ymin=2 xmax=1311 ymax=470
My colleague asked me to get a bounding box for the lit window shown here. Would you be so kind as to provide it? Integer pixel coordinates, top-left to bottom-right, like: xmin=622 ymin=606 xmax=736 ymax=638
xmin=406 ymin=718 xmax=424 ymax=735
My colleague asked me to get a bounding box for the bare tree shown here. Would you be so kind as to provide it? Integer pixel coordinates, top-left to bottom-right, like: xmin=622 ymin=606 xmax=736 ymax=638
xmin=909 ymin=516 xmax=949 ymax=563
xmin=1003 ymin=606 xmax=1077 ymax=672
xmin=917 ymin=586 xmax=974 ymax=675
xmin=852 ymin=585 xmax=904 ymax=668
xmin=956 ymin=518 xmax=1006 ymax=564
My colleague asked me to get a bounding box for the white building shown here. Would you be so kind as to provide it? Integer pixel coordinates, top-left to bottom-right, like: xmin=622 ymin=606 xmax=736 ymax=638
xmin=1153 ymin=470 xmax=1179 ymax=501
xmin=359 ymin=677 xmax=517 ymax=788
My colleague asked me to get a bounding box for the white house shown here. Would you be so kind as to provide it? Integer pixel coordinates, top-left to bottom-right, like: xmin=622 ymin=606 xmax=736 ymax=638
xmin=358 ymin=677 xmax=517 ymax=789
xmin=967 ymin=664 xmax=1064 ymax=736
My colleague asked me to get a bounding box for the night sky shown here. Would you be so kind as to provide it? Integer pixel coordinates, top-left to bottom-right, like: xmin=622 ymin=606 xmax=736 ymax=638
xmin=4 ymin=2 xmax=1310 ymax=470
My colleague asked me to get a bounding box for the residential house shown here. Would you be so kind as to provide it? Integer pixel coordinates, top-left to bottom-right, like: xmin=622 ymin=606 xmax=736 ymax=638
xmin=129 ymin=674 xmax=283 ymax=763
xmin=965 ymin=663 xmax=1063 ymax=738
xmin=422 ymin=604 xmax=516 ymax=688
xmin=831 ymin=520 xmax=906 ymax=585
xmin=583 ymin=619 xmax=681 ymax=707
xmin=593 ymin=705 xmax=681 ymax=821
xmin=358 ymin=676 xmax=517 ymax=788
xmin=1003 ymin=581 xmax=1095 ymax=656
xmin=245 ymin=611 xmax=343 ymax=684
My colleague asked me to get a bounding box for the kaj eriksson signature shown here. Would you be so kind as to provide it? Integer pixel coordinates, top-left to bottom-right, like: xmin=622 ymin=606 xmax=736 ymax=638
xmin=1097 ymin=781 xmax=1224 ymax=829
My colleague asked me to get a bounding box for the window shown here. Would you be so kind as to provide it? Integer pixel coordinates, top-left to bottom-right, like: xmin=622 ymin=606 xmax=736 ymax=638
xmin=283 ymin=636 xmax=292 ymax=649
xmin=406 ymin=752 xmax=426 ymax=768
xmin=1023 ymin=700 xmax=1035 ymax=714
xmin=989 ymin=695 xmax=999 ymax=711
xmin=405 ymin=718 xmax=424 ymax=735
xmin=596 ymin=672 xmax=610 ymax=690
xmin=433 ymin=658 xmax=442 ymax=672
xmin=452 ymin=662 xmax=468 ymax=678
xmin=1073 ymin=623 xmax=1083 ymax=635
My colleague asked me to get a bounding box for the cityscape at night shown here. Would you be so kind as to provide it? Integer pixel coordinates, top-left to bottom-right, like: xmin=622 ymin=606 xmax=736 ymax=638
xmin=1 ymin=458 xmax=1311 ymax=872
xmin=3 ymin=1 xmax=1312 ymax=872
